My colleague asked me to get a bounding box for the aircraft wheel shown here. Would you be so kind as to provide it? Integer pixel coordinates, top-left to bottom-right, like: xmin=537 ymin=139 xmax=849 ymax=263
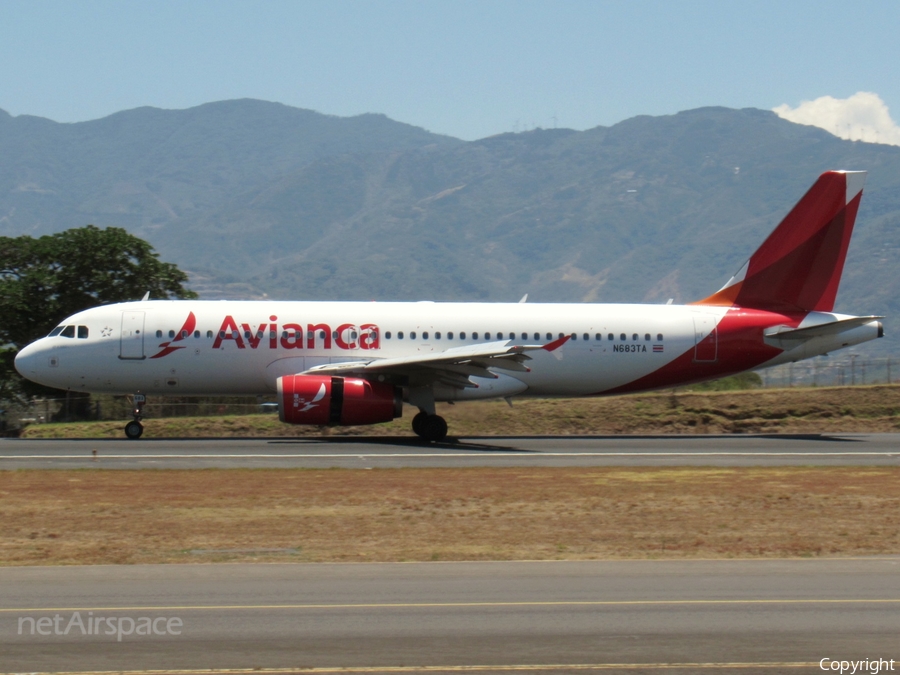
xmin=124 ymin=420 xmax=144 ymax=440
xmin=419 ymin=414 xmax=448 ymax=443
xmin=411 ymin=411 xmax=429 ymax=437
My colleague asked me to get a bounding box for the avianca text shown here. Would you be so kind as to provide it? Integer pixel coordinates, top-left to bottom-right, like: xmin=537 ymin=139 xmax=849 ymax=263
xmin=211 ymin=316 xmax=380 ymax=351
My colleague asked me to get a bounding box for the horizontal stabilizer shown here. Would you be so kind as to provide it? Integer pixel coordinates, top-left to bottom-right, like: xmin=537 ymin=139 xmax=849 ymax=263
xmin=764 ymin=316 xmax=883 ymax=341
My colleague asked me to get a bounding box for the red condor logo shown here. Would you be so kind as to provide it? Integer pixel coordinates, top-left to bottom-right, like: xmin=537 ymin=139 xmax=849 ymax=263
xmin=150 ymin=313 xmax=380 ymax=359
xmin=149 ymin=312 xmax=197 ymax=359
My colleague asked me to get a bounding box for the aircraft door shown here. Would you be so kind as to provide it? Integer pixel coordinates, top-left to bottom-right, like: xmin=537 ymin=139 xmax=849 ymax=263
xmin=692 ymin=314 xmax=718 ymax=362
xmin=120 ymin=311 xmax=146 ymax=360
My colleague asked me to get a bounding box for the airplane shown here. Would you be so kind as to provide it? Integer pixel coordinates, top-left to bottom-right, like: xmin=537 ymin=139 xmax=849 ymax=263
xmin=14 ymin=170 xmax=883 ymax=441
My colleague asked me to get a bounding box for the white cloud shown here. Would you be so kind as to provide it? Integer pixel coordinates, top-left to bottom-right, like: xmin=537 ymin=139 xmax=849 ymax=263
xmin=773 ymin=92 xmax=900 ymax=146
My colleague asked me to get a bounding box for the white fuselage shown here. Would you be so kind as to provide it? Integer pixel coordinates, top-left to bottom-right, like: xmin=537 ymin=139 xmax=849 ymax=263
xmin=14 ymin=300 xmax=881 ymax=400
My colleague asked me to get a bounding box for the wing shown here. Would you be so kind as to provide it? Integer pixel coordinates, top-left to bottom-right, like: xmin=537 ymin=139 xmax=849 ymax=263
xmin=302 ymin=335 xmax=570 ymax=389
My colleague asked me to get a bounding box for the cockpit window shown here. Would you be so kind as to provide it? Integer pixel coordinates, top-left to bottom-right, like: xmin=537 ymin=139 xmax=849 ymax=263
xmin=60 ymin=325 xmax=76 ymax=338
xmin=48 ymin=326 xmax=65 ymax=337
xmin=77 ymin=326 xmax=89 ymax=339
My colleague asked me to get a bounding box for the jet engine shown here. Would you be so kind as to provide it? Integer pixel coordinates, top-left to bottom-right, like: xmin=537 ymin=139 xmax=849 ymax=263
xmin=277 ymin=374 xmax=402 ymax=426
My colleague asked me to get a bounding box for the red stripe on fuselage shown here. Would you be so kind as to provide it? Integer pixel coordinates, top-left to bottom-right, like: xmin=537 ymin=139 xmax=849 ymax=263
xmin=600 ymin=308 xmax=805 ymax=395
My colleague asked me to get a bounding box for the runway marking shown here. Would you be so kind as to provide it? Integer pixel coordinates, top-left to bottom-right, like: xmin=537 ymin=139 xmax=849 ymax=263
xmin=3 ymin=598 xmax=899 ymax=612
xmin=1 ymin=452 xmax=898 ymax=459
xmin=0 ymin=663 xmax=823 ymax=674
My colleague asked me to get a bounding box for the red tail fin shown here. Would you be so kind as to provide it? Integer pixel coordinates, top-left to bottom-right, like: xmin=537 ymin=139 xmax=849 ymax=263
xmin=696 ymin=170 xmax=865 ymax=312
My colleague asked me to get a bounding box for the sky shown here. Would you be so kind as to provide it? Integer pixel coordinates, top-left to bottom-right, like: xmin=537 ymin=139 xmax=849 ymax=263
xmin=3 ymin=0 xmax=900 ymax=142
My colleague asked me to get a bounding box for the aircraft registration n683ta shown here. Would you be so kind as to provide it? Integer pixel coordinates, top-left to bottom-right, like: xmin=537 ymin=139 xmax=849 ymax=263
xmin=15 ymin=170 xmax=884 ymax=441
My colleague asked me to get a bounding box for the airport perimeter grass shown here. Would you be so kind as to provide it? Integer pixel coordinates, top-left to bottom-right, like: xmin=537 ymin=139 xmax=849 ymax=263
xmin=1 ymin=467 xmax=899 ymax=566
xmin=19 ymin=384 xmax=900 ymax=438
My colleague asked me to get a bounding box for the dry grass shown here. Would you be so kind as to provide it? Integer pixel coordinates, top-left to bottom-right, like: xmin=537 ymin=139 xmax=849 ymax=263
xmin=20 ymin=385 xmax=900 ymax=439
xmin=2 ymin=467 xmax=899 ymax=566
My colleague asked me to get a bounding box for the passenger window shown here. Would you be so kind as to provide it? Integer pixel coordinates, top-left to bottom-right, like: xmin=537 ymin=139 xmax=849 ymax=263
xmin=398 ymin=331 xmax=404 ymax=339
xmin=608 ymin=333 xmax=614 ymax=340
xmin=559 ymin=333 xmax=565 ymax=339
xmin=78 ymin=326 xmax=89 ymax=339
xmin=583 ymin=333 xmax=589 ymax=341
xmin=509 ymin=332 xmax=515 ymax=340
xmin=595 ymin=333 xmax=601 ymax=341
xmin=645 ymin=333 xmax=651 ymax=341
xmin=632 ymin=333 xmax=638 ymax=341
xmin=207 ymin=331 xmax=213 ymax=339
xmin=246 ymin=331 xmax=253 ymax=339
xmin=534 ymin=332 xmax=540 ymax=340
xmin=194 ymin=330 xmax=201 ymax=338
xmin=571 ymin=334 xmax=577 ymax=341
xmin=48 ymin=326 xmax=65 ymax=337
xmin=60 ymin=325 xmax=76 ymax=338
xmin=620 ymin=333 xmax=626 ymax=340
xmin=423 ymin=331 xmax=429 ymax=340
xmin=219 ymin=331 xmax=226 ymax=339
xmin=460 ymin=331 xmax=466 ymax=339
xmin=657 ymin=333 xmax=664 ymax=341
xmin=169 ymin=330 xmax=176 ymax=339
xmin=183 ymin=330 xmax=189 ymax=339
xmin=473 ymin=332 xmax=478 ymax=340
xmin=411 ymin=331 xmax=417 ymax=340
xmin=385 ymin=331 xmax=392 ymax=339
xmin=546 ymin=333 xmax=552 ymax=340
xmin=156 ymin=330 xmax=163 ymax=338
xmin=448 ymin=331 xmax=453 ymax=339
xmin=435 ymin=332 xmax=441 ymax=339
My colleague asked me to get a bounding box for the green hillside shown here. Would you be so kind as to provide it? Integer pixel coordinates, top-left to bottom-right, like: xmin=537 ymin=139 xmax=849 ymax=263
xmin=1 ymin=101 xmax=898 ymax=355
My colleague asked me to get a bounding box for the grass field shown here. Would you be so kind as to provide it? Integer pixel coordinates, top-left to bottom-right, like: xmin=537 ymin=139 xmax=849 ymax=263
xmin=20 ymin=384 xmax=900 ymax=438
xmin=8 ymin=385 xmax=900 ymax=567
xmin=2 ymin=467 xmax=898 ymax=566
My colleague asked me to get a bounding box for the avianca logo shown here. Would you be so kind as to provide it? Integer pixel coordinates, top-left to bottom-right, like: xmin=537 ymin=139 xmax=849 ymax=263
xmin=148 ymin=313 xmax=381 ymax=359
xmin=149 ymin=312 xmax=196 ymax=359
xmin=293 ymin=383 xmax=326 ymax=412
xmin=211 ymin=316 xmax=380 ymax=351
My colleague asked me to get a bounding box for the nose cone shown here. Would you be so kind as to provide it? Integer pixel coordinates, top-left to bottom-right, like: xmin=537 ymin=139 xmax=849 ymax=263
xmin=14 ymin=340 xmax=54 ymax=386
xmin=14 ymin=342 xmax=38 ymax=378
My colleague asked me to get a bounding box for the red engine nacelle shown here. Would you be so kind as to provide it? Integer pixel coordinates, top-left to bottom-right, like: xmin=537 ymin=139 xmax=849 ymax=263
xmin=277 ymin=374 xmax=402 ymax=426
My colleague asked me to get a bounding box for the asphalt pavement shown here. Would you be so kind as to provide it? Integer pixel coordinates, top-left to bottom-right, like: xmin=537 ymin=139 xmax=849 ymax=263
xmin=1 ymin=433 xmax=899 ymax=468
xmin=1 ymin=558 xmax=898 ymax=673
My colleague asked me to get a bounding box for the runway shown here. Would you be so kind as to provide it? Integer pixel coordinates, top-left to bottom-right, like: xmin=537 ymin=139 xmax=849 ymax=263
xmin=1 ymin=433 xmax=899 ymax=468
xmin=1 ymin=558 xmax=898 ymax=673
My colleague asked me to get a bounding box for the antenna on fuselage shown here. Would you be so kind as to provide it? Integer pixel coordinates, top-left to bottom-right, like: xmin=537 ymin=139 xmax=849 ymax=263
xmin=141 ymin=292 xmax=150 ymax=301
xmin=518 ymin=294 xmax=528 ymax=303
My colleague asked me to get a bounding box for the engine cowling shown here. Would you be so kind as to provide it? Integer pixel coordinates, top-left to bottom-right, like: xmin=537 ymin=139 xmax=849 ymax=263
xmin=277 ymin=374 xmax=402 ymax=426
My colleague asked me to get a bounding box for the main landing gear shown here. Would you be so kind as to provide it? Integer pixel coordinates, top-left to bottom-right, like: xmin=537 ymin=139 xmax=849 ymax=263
xmin=412 ymin=410 xmax=448 ymax=443
xmin=124 ymin=392 xmax=145 ymax=439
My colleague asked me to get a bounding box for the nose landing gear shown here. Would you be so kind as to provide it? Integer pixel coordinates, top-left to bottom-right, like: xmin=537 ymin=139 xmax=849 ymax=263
xmin=124 ymin=393 xmax=145 ymax=439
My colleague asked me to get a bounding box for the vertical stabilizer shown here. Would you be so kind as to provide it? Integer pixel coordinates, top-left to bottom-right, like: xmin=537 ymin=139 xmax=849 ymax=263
xmin=696 ymin=170 xmax=865 ymax=312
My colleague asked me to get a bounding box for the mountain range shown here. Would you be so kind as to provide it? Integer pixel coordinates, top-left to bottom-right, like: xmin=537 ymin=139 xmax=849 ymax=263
xmin=2 ymin=99 xmax=899 ymax=356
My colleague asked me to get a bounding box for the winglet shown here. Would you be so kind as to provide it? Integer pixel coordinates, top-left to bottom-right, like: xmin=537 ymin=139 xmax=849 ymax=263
xmin=695 ymin=170 xmax=866 ymax=312
xmin=542 ymin=334 xmax=571 ymax=352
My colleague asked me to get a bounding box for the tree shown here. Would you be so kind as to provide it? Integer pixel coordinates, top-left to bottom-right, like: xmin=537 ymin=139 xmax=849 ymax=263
xmin=1 ymin=225 xmax=197 ymax=401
